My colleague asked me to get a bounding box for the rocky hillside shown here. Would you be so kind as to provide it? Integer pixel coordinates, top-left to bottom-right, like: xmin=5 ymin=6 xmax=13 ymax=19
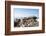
xmin=14 ymin=16 xmax=39 ymax=27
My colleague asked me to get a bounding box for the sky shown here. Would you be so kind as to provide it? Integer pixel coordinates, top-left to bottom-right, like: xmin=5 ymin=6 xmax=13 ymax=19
xmin=14 ymin=8 xmax=39 ymax=18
